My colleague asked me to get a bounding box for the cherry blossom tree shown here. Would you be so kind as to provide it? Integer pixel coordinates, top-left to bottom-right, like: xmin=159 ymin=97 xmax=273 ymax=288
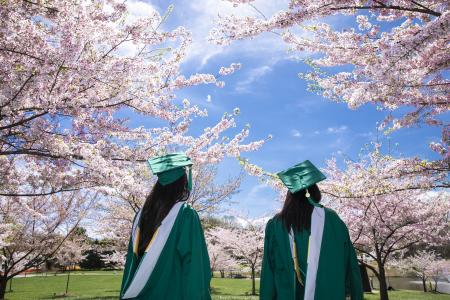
xmin=1 ymin=0 xmax=261 ymax=200
xmin=190 ymin=163 xmax=243 ymax=214
xmin=211 ymin=0 xmax=449 ymax=156
xmin=54 ymin=235 xmax=88 ymax=296
xmin=0 ymin=225 xmax=12 ymax=249
xmin=396 ymin=250 xmax=450 ymax=293
xmin=206 ymin=230 xmax=238 ymax=278
xmin=428 ymin=259 xmax=450 ymax=292
xmin=322 ymin=148 xmax=449 ymax=300
xmin=101 ymin=250 xmax=126 ymax=270
xmin=0 ymin=189 xmax=96 ymax=299
xmin=208 ymin=222 xmax=264 ymax=295
xmin=395 ymin=250 xmax=441 ymax=292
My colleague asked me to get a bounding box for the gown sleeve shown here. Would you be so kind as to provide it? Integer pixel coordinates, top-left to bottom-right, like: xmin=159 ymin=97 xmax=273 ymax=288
xmin=177 ymin=207 xmax=212 ymax=300
xmin=344 ymin=226 xmax=364 ymax=300
xmin=260 ymin=219 xmax=276 ymax=300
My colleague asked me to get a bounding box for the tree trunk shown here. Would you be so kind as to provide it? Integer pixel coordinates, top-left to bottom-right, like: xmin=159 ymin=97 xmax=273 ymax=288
xmin=251 ymin=267 xmax=256 ymax=296
xmin=422 ymin=278 xmax=427 ymax=292
xmin=359 ymin=264 xmax=372 ymax=292
xmin=220 ymin=270 xmax=225 ymax=278
xmin=0 ymin=276 xmax=8 ymax=300
xmin=377 ymin=260 xmax=389 ymax=300
xmin=65 ymin=270 xmax=71 ymax=295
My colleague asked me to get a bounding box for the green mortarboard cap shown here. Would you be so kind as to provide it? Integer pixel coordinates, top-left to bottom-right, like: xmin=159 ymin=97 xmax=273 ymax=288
xmin=147 ymin=153 xmax=193 ymax=190
xmin=277 ymin=160 xmax=326 ymax=194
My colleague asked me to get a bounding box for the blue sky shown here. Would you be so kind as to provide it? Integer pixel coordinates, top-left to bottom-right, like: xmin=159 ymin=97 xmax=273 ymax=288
xmin=123 ymin=0 xmax=446 ymax=217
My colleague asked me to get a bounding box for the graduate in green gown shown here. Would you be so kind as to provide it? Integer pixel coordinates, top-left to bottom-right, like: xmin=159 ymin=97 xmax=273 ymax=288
xmin=120 ymin=153 xmax=211 ymax=300
xmin=260 ymin=160 xmax=363 ymax=300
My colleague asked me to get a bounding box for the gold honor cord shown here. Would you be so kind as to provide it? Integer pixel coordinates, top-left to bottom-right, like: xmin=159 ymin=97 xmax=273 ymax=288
xmin=133 ymin=227 xmax=161 ymax=255
xmin=133 ymin=228 xmax=140 ymax=255
xmin=292 ymin=236 xmax=311 ymax=287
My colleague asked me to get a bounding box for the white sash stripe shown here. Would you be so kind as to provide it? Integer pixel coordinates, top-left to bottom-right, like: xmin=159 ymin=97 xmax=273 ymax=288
xmin=122 ymin=202 xmax=185 ymax=299
xmin=131 ymin=209 xmax=142 ymax=245
xmin=304 ymin=207 xmax=325 ymax=300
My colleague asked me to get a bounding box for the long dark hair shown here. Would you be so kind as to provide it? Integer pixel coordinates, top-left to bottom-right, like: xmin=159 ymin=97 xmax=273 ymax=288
xmin=137 ymin=174 xmax=190 ymax=258
xmin=276 ymin=184 xmax=321 ymax=232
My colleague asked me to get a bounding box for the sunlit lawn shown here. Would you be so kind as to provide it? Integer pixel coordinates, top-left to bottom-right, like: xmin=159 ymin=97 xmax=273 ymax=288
xmin=4 ymin=271 xmax=450 ymax=300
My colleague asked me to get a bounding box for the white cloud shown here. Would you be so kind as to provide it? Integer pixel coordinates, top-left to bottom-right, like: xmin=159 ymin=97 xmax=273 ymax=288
xmin=247 ymin=183 xmax=269 ymax=199
xmin=181 ymin=0 xmax=291 ymax=68
xmin=126 ymin=0 xmax=157 ymax=18
xmin=356 ymin=131 xmax=375 ymax=139
xmin=327 ymin=125 xmax=348 ymax=134
xmin=115 ymin=0 xmax=158 ymax=56
xmin=235 ymin=65 xmax=272 ymax=93
xmin=290 ymin=129 xmax=302 ymax=138
xmin=294 ymin=97 xmax=325 ymax=114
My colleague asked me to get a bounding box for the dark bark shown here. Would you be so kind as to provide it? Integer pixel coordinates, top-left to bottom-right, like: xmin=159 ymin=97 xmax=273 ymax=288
xmin=251 ymin=266 xmax=256 ymax=295
xmin=422 ymin=278 xmax=427 ymax=292
xmin=377 ymin=260 xmax=389 ymax=300
xmin=359 ymin=264 xmax=372 ymax=292
xmin=0 ymin=276 xmax=8 ymax=300
xmin=220 ymin=270 xmax=225 ymax=278
xmin=65 ymin=269 xmax=71 ymax=295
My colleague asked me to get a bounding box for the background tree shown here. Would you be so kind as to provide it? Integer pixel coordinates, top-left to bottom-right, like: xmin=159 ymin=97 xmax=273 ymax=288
xmin=0 ymin=189 xmax=95 ymax=299
xmin=54 ymin=235 xmax=88 ymax=296
xmin=206 ymin=230 xmax=238 ymax=278
xmin=322 ymin=148 xmax=449 ymax=300
xmin=101 ymin=250 xmax=126 ymax=270
xmin=395 ymin=250 xmax=441 ymax=292
xmin=190 ymin=163 xmax=243 ymax=214
xmin=428 ymin=259 xmax=450 ymax=293
xmin=208 ymin=222 xmax=264 ymax=296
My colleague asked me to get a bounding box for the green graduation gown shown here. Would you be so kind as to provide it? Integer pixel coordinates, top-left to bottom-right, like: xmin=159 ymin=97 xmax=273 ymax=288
xmin=260 ymin=206 xmax=363 ymax=300
xmin=120 ymin=202 xmax=211 ymax=299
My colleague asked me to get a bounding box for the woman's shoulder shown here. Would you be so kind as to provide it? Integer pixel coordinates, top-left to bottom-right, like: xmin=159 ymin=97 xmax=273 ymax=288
xmin=265 ymin=215 xmax=284 ymax=232
xmin=323 ymin=206 xmax=339 ymax=218
xmin=179 ymin=202 xmax=200 ymax=220
xmin=323 ymin=207 xmax=348 ymax=229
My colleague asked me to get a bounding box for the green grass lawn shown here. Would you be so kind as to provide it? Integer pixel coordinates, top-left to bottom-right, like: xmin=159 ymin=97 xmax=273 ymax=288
xmin=3 ymin=271 xmax=449 ymax=300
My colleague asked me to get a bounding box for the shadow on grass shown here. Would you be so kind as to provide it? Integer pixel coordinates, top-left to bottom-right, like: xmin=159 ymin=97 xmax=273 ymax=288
xmin=39 ymin=296 xmax=117 ymax=300
xmin=35 ymin=293 xmax=119 ymax=300
xmin=68 ymin=297 xmax=117 ymax=300
xmin=211 ymin=286 xmax=258 ymax=297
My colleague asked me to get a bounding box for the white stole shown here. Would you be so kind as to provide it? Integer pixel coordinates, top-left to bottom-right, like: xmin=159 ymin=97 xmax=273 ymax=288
xmin=289 ymin=206 xmax=325 ymax=300
xmin=122 ymin=201 xmax=185 ymax=299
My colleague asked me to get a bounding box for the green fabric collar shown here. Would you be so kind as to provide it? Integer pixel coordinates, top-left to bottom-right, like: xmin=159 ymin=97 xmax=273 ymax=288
xmin=307 ymin=196 xmax=323 ymax=208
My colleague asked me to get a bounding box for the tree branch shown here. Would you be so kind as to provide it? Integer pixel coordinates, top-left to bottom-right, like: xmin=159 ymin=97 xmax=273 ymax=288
xmin=330 ymin=5 xmax=441 ymax=17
